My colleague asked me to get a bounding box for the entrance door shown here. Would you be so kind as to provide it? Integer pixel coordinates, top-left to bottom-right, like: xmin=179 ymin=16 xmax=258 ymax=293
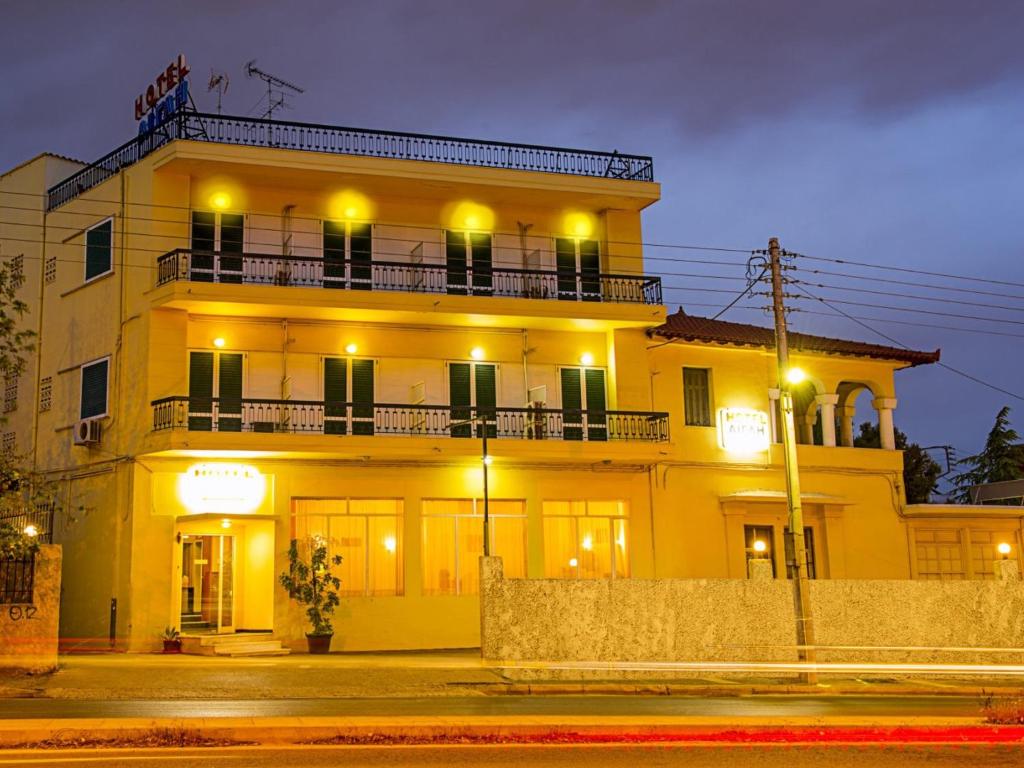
xmin=180 ymin=534 xmax=235 ymax=633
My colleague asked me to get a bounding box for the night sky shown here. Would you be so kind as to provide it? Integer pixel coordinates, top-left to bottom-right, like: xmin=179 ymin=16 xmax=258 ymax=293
xmin=2 ymin=1 xmax=1022 ymax=484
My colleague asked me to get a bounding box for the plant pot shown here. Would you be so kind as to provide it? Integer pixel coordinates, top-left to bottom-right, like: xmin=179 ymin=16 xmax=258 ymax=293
xmin=162 ymin=639 xmax=182 ymax=654
xmin=306 ymin=633 xmax=333 ymax=654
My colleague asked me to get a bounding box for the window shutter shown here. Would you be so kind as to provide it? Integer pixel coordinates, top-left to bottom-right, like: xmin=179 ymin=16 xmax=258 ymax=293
xmin=350 ymin=358 xmax=375 ymax=435
xmin=349 ymin=224 xmax=372 ymax=290
xmin=683 ymin=368 xmax=711 ymax=426
xmin=470 ymin=232 xmax=492 ymax=295
xmin=578 ymin=239 xmax=601 ymax=302
xmin=560 ymin=368 xmax=583 ymax=441
xmin=445 ymin=231 xmax=467 ymax=295
xmin=188 ymin=351 xmax=214 ymax=430
xmin=555 ymin=237 xmax=576 ymax=300
xmin=217 ymin=353 xmax=243 ymax=432
xmin=324 ymin=357 xmax=348 ymax=435
xmin=80 ymin=359 xmax=109 ymax=419
xmin=217 ymin=213 xmax=244 ymax=284
xmin=190 ymin=212 xmax=216 ymax=282
xmin=323 ymin=220 xmax=347 ymax=288
xmin=473 ymin=363 xmax=496 ymax=437
xmin=449 ymin=362 xmax=471 ymax=437
xmin=584 ymin=368 xmax=607 ymax=441
xmin=85 ymin=220 xmax=112 ymax=281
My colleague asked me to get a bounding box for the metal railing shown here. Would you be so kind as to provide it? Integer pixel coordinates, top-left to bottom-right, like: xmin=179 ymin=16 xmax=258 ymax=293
xmin=1 ymin=556 xmax=35 ymax=604
xmin=0 ymin=504 xmax=54 ymax=544
xmin=155 ymin=248 xmax=662 ymax=305
xmin=151 ymin=397 xmax=670 ymax=443
xmin=47 ymin=110 xmax=655 ymax=210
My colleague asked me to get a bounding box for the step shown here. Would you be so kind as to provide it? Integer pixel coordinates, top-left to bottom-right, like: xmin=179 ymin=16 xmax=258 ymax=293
xmin=213 ymin=641 xmax=290 ymax=657
xmin=179 ymin=632 xmax=279 ymax=656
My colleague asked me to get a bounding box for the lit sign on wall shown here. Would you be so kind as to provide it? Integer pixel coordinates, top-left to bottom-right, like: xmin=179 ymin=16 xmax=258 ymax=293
xmin=718 ymin=408 xmax=770 ymax=454
xmin=135 ymin=54 xmax=190 ymax=135
xmin=177 ymin=463 xmax=266 ymax=515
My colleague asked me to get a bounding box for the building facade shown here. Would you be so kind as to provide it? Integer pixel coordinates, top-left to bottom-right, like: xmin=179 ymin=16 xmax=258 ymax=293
xmin=1 ymin=114 xmax=1020 ymax=652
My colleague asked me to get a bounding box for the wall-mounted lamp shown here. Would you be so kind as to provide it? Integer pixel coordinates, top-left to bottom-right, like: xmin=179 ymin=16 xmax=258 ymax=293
xmin=213 ymin=337 xmax=226 ymax=349
xmin=579 ymin=352 xmax=594 ymax=366
xmin=345 ymin=343 xmax=358 ymax=355
xmin=998 ymin=542 xmax=1012 ymax=560
xmin=753 ymin=539 xmax=768 ymax=557
xmin=470 ymin=347 xmax=485 ymax=361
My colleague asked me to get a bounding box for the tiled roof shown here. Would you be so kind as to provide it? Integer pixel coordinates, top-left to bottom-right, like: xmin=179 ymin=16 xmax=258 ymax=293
xmin=649 ymin=310 xmax=940 ymax=366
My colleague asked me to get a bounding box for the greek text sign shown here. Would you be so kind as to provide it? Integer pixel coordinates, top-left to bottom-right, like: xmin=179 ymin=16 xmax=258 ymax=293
xmin=718 ymin=408 xmax=770 ymax=453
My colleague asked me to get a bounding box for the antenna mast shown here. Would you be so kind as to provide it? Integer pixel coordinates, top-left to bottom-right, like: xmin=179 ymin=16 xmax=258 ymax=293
xmin=245 ymin=59 xmax=304 ymax=120
xmin=207 ymin=70 xmax=229 ymax=115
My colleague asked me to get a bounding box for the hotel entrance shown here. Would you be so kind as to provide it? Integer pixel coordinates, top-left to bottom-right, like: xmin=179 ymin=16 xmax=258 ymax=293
xmin=179 ymin=534 xmax=235 ymax=633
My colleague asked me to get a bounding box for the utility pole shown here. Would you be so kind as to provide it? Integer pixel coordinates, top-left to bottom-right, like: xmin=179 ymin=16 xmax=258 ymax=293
xmin=768 ymin=236 xmax=817 ymax=684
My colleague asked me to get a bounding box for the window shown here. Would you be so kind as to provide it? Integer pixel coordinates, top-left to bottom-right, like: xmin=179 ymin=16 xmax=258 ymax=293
xmin=39 ymin=377 xmax=52 ymax=412
xmin=683 ymin=368 xmax=712 ymax=426
xmin=323 ymin=221 xmax=372 ymax=290
xmin=323 ymin=357 xmax=375 ymax=435
xmin=3 ymin=376 xmax=17 ymax=414
xmin=85 ymin=219 xmax=113 ymax=281
xmin=10 ymin=255 xmax=23 ymax=278
xmin=445 ymin=231 xmax=492 ymax=296
xmin=44 ymin=254 xmax=57 ymax=284
xmin=80 ymin=358 xmax=109 ymax=419
xmin=555 ymin=237 xmax=600 ymax=301
xmin=1 ymin=433 xmax=13 ymax=456
xmin=188 ymin=350 xmax=243 ymax=431
xmin=190 ymin=211 xmax=244 ymax=283
xmin=559 ymin=367 xmax=607 ymax=441
xmin=784 ymin=526 xmax=817 ymax=579
xmin=422 ymin=499 xmax=526 ymax=595
xmin=970 ymin=530 xmax=1019 ymax=580
xmin=914 ymin=528 xmax=964 ymax=580
xmin=448 ymin=362 xmax=496 ymax=438
xmin=543 ymin=500 xmax=628 ymax=579
xmin=292 ymin=499 xmax=403 ymax=596
xmin=744 ymin=524 xmax=776 ymax=577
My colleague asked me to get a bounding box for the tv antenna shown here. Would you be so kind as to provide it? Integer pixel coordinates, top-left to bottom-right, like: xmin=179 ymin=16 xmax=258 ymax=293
xmin=245 ymin=59 xmax=304 ymax=120
xmin=207 ymin=70 xmax=229 ymax=114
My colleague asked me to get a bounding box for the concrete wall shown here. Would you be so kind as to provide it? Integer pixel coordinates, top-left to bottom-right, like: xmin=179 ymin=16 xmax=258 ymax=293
xmin=0 ymin=545 xmax=61 ymax=672
xmin=480 ymin=556 xmax=1024 ymax=666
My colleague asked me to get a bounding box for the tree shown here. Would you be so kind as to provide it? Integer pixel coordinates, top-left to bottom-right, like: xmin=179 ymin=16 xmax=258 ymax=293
xmin=854 ymin=421 xmax=943 ymax=504
xmin=949 ymin=406 xmax=1024 ymax=504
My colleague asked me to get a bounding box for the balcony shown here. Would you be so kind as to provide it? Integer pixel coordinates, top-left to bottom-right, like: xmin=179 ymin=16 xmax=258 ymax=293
xmin=155 ymin=248 xmax=663 ymax=305
xmin=151 ymin=397 xmax=670 ymax=443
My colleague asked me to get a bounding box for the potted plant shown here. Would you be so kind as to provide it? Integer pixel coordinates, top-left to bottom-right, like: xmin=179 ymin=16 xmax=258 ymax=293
xmin=161 ymin=626 xmax=181 ymax=654
xmin=279 ymin=537 xmax=343 ymax=654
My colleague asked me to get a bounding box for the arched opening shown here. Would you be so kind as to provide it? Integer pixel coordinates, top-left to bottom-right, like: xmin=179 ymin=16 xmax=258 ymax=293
xmin=836 ymin=381 xmax=880 ymax=448
xmin=790 ymin=380 xmax=822 ymax=445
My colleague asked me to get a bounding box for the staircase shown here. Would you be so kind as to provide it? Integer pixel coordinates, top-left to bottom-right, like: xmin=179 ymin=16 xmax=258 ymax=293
xmin=179 ymin=611 xmax=213 ymax=633
xmin=179 ymin=632 xmax=290 ymax=657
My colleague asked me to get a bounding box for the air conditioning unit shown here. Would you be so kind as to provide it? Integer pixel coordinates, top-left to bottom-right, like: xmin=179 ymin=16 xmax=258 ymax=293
xmin=73 ymin=418 xmax=102 ymax=446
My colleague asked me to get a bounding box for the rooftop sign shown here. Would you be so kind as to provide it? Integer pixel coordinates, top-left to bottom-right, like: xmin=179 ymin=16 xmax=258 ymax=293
xmin=135 ymin=54 xmax=190 ymax=135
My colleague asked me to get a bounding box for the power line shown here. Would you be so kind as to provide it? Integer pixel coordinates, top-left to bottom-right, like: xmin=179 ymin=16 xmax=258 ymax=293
xmin=800 ymin=265 xmax=1024 ymax=302
xmin=795 ymin=252 xmax=1024 ymax=290
xmin=794 ymin=278 xmax=1024 ymax=314
xmin=792 ymin=293 xmax=1024 ymax=329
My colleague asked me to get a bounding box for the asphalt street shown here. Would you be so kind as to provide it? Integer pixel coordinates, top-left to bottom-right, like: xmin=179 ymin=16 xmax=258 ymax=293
xmin=0 ymin=694 xmax=986 ymax=719
xmin=0 ymin=744 xmax=1021 ymax=767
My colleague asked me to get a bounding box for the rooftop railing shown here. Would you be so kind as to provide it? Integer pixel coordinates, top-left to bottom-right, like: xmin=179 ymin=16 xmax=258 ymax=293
xmin=46 ymin=111 xmax=655 ymax=210
xmin=155 ymin=248 xmax=663 ymax=305
xmin=151 ymin=397 xmax=670 ymax=443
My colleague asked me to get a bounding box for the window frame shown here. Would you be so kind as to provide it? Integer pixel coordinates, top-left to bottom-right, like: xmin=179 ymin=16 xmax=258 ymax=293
xmin=83 ymin=217 xmax=114 ymax=284
xmin=79 ymin=355 xmax=111 ymax=420
xmin=682 ymin=366 xmax=713 ymax=427
xmin=541 ymin=499 xmax=629 ymax=579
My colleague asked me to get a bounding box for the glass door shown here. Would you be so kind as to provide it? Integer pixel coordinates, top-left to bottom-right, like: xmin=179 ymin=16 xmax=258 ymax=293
xmin=180 ymin=534 xmax=235 ymax=633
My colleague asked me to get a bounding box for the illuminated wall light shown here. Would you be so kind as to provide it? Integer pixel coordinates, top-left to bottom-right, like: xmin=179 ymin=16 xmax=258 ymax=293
xmin=470 ymin=347 xmax=485 ymax=361
xmin=345 ymin=343 xmax=358 ymax=355
xmin=328 ymin=189 xmax=375 ymax=221
xmin=383 ymin=536 xmax=397 ymax=554
xmin=753 ymin=540 xmax=767 ymax=556
xmin=579 ymin=352 xmax=594 ymax=366
xmin=569 ymin=558 xmax=579 ymax=568
xmin=998 ymin=542 xmax=1012 ymax=559
xmin=23 ymin=524 xmax=38 ymax=538
xmin=447 ymin=201 xmax=495 ymax=232
xmin=581 ymin=536 xmax=593 ymax=552
xmin=221 ymin=518 xmax=232 ymax=529
xmin=210 ymin=192 xmax=232 ymax=210
xmin=213 ymin=337 xmax=226 ymax=349
xmin=563 ymin=211 xmax=595 ymax=239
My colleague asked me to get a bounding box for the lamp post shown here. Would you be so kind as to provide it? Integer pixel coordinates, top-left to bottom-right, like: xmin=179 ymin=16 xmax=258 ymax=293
xmin=451 ymin=413 xmax=492 ymax=556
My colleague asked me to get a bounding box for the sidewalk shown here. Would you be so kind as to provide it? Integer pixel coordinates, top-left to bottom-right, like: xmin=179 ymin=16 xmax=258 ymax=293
xmin=3 ymin=651 xmax=1024 ymax=700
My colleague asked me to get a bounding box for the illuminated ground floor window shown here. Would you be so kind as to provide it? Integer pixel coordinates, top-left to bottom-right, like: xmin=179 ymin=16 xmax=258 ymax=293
xmin=291 ymin=498 xmax=403 ymax=596
xmin=543 ymin=500 xmax=629 ymax=579
xmin=422 ymin=499 xmax=527 ymax=595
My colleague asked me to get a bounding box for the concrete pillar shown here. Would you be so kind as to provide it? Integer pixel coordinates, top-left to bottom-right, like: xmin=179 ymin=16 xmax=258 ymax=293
xmin=838 ymin=405 xmax=856 ymax=447
xmin=995 ymin=559 xmax=1020 ymax=581
xmin=815 ymin=394 xmax=839 ymax=447
xmin=872 ymin=398 xmax=898 ymax=450
xmin=801 ymin=414 xmax=816 ymax=445
xmin=748 ymin=557 xmax=773 ymax=581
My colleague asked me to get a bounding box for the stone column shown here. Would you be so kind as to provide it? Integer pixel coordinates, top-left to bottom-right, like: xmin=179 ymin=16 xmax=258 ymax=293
xmin=838 ymin=405 xmax=856 ymax=447
xmin=815 ymin=394 xmax=839 ymax=447
xmin=995 ymin=559 xmax=1021 ymax=581
xmin=872 ymin=398 xmax=898 ymax=450
xmin=801 ymin=413 xmax=816 ymax=445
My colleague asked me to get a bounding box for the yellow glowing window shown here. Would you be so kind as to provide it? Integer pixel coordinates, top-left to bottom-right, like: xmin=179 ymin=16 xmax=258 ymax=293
xmin=421 ymin=499 xmax=526 ymax=596
xmin=542 ymin=500 xmax=628 ymax=580
xmin=291 ymin=498 xmax=403 ymax=596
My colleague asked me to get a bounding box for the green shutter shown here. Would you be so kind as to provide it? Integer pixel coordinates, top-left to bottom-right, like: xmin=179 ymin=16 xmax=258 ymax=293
xmin=217 ymin=353 xmax=243 ymax=432
xmin=351 ymin=358 xmax=375 ymax=435
xmin=445 ymin=231 xmax=467 ymax=295
xmin=578 ymin=239 xmax=601 ymax=302
xmin=350 ymin=224 xmax=372 ymax=291
xmin=80 ymin=359 xmax=108 ymax=419
xmin=188 ymin=351 xmax=214 ymax=431
xmin=473 ymin=364 xmax=496 ymax=438
xmin=190 ymin=212 xmax=216 ymax=282
xmin=218 ymin=213 xmax=244 ymax=284
xmin=323 ymin=220 xmax=347 ymax=288
xmin=560 ymin=368 xmax=583 ymax=441
xmin=555 ymin=237 xmax=576 ymax=300
xmin=470 ymin=232 xmax=492 ymax=295
xmin=584 ymin=368 xmax=607 ymax=442
xmin=683 ymin=368 xmax=711 ymax=426
xmin=449 ymin=362 xmax=471 ymax=437
xmin=324 ymin=357 xmax=348 ymax=435
xmin=85 ymin=220 xmax=112 ymax=281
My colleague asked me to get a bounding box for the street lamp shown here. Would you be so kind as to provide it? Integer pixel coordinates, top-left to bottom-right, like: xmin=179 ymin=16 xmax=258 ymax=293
xmin=753 ymin=539 xmax=767 ymax=557
xmin=451 ymin=412 xmax=493 ymax=556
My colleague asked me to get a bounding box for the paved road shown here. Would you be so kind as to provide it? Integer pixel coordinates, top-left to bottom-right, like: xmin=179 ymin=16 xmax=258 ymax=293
xmin=0 ymin=695 xmax=986 ymax=719
xmin=1 ymin=744 xmax=1020 ymax=767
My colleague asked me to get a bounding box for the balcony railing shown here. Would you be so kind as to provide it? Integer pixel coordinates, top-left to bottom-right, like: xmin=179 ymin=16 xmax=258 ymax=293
xmin=155 ymin=249 xmax=663 ymax=305
xmin=47 ymin=110 xmax=655 ymax=210
xmin=151 ymin=397 xmax=670 ymax=443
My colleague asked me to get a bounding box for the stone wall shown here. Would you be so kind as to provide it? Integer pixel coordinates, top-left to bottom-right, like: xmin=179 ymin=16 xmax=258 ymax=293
xmin=480 ymin=556 xmax=1024 ymax=667
xmin=0 ymin=545 xmax=62 ymax=672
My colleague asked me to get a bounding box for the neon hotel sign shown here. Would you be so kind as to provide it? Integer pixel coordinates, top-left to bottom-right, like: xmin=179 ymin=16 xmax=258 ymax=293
xmin=135 ymin=54 xmax=190 ymax=134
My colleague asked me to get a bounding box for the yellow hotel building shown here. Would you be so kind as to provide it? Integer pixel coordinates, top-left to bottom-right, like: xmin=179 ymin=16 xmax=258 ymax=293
xmin=1 ymin=112 xmax=1019 ymax=653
